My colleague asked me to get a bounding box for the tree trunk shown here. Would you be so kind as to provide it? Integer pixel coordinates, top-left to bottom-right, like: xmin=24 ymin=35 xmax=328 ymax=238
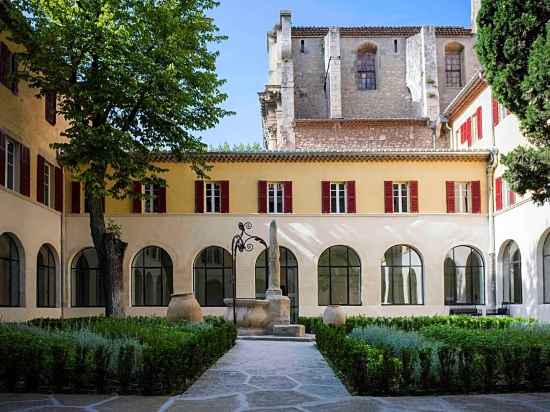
xmin=87 ymin=189 xmax=127 ymax=317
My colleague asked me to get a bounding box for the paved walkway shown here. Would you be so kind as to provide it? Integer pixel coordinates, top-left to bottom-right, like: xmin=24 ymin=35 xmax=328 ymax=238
xmin=2 ymin=340 xmax=550 ymax=411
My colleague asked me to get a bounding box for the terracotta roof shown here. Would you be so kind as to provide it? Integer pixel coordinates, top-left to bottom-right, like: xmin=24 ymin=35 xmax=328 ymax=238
xmin=443 ymin=72 xmax=488 ymax=121
xmin=152 ymin=149 xmax=490 ymax=163
xmin=291 ymin=26 xmax=472 ymax=37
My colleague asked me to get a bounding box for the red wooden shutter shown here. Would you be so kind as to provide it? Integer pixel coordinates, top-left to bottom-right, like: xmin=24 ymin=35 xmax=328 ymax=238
xmin=220 ymin=180 xmax=229 ymax=213
xmin=158 ymin=185 xmax=167 ymax=213
xmin=0 ymin=133 xmax=5 ymax=186
xmin=347 ymin=181 xmax=356 ymax=213
xmin=19 ymin=144 xmax=30 ymax=196
xmin=476 ymin=106 xmax=483 ymax=139
xmin=0 ymin=42 xmax=8 ymax=86
xmin=10 ymin=53 xmax=17 ymax=95
xmin=195 ymin=181 xmax=204 ymax=213
xmin=321 ymin=181 xmax=330 ymax=213
xmin=446 ymin=181 xmax=455 ymax=213
xmin=283 ymin=181 xmax=293 ymax=213
xmin=132 ymin=182 xmax=142 ymax=213
xmin=54 ymin=167 xmax=63 ymax=212
xmin=460 ymin=123 xmax=465 ymax=144
xmin=409 ymin=180 xmax=419 ymax=213
xmin=258 ymin=180 xmax=267 ymax=213
xmin=36 ymin=155 xmax=45 ymax=204
xmin=384 ymin=181 xmax=393 ymax=213
xmin=466 ymin=117 xmax=472 ymax=147
xmin=71 ymin=181 xmax=81 ymax=213
xmin=45 ymin=92 xmax=57 ymax=126
xmin=495 ymin=177 xmax=503 ymax=211
xmin=471 ymin=180 xmax=481 ymax=213
xmin=492 ymin=98 xmax=499 ymax=127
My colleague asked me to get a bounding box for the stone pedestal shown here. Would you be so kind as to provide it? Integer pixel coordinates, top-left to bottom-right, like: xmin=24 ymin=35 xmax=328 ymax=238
xmin=265 ymin=289 xmax=290 ymax=328
xmin=224 ymin=298 xmax=270 ymax=329
xmin=273 ymin=324 xmax=305 ymax=337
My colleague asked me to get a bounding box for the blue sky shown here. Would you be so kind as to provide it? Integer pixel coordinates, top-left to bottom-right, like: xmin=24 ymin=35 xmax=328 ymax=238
xmin=201 ymin=0 xmax=473 ymax=147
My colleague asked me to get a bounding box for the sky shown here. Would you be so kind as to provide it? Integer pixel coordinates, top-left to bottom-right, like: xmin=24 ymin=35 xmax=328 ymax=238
xmin=201 ymin=0 xmax=473 ymax=148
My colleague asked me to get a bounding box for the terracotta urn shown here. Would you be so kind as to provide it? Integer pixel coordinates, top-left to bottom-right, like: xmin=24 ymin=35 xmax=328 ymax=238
xmin=167 ymin=292 xmax=203 ymax=322
xmin=323 ymin=305 xmax=346 ymax=326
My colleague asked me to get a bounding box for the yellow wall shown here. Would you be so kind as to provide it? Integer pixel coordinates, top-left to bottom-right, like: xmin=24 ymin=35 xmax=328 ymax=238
xmin=97 ymin=158 xmax=488 ymax=215
xmin=0 ymin=32 xmax=68 ymax=205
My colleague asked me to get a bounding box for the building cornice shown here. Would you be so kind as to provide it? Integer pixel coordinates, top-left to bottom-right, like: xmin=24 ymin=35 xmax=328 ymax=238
xmin=295 ymin=117 xmax=429 ymax=128
xmin=291 ymin=26 xmax=473 ymax=38
xmin=443 ymin=72 xmax=488 ymax=122
xmin=153 ymin=149 xmax=490 ymax=163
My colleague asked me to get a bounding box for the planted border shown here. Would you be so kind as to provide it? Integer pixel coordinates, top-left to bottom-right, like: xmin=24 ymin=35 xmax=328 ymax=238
xmin=0 ymin=316 xmax=236 ymax=395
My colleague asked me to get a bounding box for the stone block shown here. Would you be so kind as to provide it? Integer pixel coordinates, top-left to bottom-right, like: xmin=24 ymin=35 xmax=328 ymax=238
xmin=273 ymin=324 xmax=305 ymax=337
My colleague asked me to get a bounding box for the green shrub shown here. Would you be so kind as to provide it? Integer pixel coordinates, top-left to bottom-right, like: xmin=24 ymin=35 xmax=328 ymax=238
xmin=0 ymin=317 xmax=236 ymax=395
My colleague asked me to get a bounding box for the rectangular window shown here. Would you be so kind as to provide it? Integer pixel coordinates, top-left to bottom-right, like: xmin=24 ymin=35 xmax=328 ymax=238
xmin=445 ymin=53 xmax=462 ymax=87
xmin=454 ymin=182 xmax=472 ymax=213
xmin=42 ymin=161 xmax=54 ymax=207
xmin=394 ymin=39 xmax=398 ymax=53
xmin=358 ymin=53 xmax=376 ymax=90
xmin=392 ymin=182 xmax=409 ymax=213
xmin=267 ymin=182 xmax=284 ymax=213
xmin=330 ymin=182 xmax=347 ymax=213
xmin=206 ymin=182 xmax=221 ymax=213
xmin=5 ymin=138 xmax=17 ymax=191
xmin=144 ymin=183 xmax=154 ymax=213
xmin=300 ymin=39 xmax=305 ymax=53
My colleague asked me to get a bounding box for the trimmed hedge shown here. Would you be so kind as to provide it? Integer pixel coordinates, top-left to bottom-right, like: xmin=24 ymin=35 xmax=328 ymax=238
xmin=315 ymin=319 xmax=550 ymax=396
xmin=299 ymin=315 xmax=533 ymax=334
xmin=0 ymin=316 xmax=236 ymax=395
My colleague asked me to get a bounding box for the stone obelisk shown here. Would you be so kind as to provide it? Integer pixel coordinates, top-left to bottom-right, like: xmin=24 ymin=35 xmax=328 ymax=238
xmin=265 ymin=220 xmax=290 ymax=327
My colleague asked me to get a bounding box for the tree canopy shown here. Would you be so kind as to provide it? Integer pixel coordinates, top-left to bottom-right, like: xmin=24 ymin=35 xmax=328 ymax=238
xmin=2 ymin=0 xmax=230 ymax=315
xmin=476 ymin=0 xmax=550 ymax=204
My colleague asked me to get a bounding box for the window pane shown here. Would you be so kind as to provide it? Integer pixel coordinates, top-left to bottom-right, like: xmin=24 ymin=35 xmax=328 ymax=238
xmin=349 ymin=267 xmax=361 ymax=305
xmin=544 ymin=255 xmax=550 ymax=303
xmin=255 ymin=267 xmax=267 ymax=298
xmin=331 ymin=246 xmax=348 ymax=266
xmin=194 ymin=268 xmax=206 ymax=305
xmin=318 ymin=266 xmax=330 ymax=305
xmin=206 ymin=268 xmax=223 ymax=306
xmin=134 ymin=268 xmax=144 ymax=306
xmin=331 ymin=267 xmax=348 ymax=304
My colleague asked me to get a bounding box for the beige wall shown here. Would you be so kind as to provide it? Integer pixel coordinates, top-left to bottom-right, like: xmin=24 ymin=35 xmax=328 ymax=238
xmin=62 ymin=213 xmax=489 ymax=319
xmin=86 ymin=158 xmax=489 ymax=215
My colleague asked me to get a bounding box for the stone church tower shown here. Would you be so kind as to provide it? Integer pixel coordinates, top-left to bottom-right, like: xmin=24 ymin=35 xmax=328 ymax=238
xmin=259 ymin=7 xmax=481 ymax=151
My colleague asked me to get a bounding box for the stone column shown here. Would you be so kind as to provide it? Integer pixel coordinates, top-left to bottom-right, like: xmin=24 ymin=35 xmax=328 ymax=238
xmin=265 ymin=220 xmax=290 ymax=327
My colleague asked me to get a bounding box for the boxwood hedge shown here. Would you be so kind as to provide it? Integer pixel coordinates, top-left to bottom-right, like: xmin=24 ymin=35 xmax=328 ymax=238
xmin=0 ymin=316 xmax=236 ymax=395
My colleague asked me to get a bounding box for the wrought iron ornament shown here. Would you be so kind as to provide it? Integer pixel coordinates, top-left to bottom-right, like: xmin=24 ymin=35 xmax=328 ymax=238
xmin=230 ymin=222 xmax=267 ymax=325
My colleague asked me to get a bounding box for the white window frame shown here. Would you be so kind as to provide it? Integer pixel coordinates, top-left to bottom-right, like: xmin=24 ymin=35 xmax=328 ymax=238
xmin=144 ymin=183 xmax=154 ymax=213
xmin=205 ymin=182 xmax=221 ymax=213
xmin=454 ymin=182 xmax=472 ymax=213
xmin=330 ymin=182 xmax=347 ymax=213
xmin=392 ymin=182 xmax=409 ymax=213
xmin=5 ymin=137 xmax=19 ymax=191
xmin=42 ymin=161 xmax=55 ymax=208
xmin=502 ymin=180 xmax=511 ymax=209
xmin=267 ymin=182 xmax=284 ymax=214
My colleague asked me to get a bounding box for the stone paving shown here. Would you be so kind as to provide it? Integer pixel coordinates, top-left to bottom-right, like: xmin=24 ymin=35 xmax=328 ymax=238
xmin=2 ymin=340 xmax=550 ymax=411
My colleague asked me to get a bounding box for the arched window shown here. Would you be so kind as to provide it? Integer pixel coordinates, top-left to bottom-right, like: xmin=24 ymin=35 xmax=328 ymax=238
xmin=71 ymin=248 xmax=104 ymax=307
xmin=444 ymin=246 xmax=484 ymax=305
xmin=381 ymin=245 xmax=423 ymax=305
xmin=132 ymin=246 xmax=173 ymax=306
xmin=255 ymin=247 xmax=299 ymax=322
xmin=194 ymin=246 xmax=233 ymax=306
xmin=502 ymin=241 xmax=522 ymax=304
xmin=445 ymin=42 xmax=464 ymax=87
xmin=37 ymin=244 xmax=56 ymax=307
xmin=544 ymin=233 xmax=550 ymax=304
xmin=318 ymin=245 xmax=361 ymax=306
xmin=0 ymin=233 xmax=21 ymax=306
xmin=357 ymin=43 xmax=377 ymax=90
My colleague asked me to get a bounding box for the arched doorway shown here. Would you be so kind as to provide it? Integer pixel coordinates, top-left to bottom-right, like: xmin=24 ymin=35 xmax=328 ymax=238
xmin=255 ymin=247 xmax=299 ymax=323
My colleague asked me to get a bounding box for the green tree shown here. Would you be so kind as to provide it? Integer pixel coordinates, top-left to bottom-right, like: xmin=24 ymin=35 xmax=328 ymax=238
xmin=209 ymin=141 xmax=264 ymax=152
xmin=476 ymin=0 xmax=550 ymax=204
xmin=3 ymin=0 xmax=230 ymax=315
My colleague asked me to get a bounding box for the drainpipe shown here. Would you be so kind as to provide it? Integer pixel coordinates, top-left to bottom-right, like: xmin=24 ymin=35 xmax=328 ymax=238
xmin=487 ymin=147 xmax=498 ymax=311
xmin=441 ymin=115 xmax=452 ymax=150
